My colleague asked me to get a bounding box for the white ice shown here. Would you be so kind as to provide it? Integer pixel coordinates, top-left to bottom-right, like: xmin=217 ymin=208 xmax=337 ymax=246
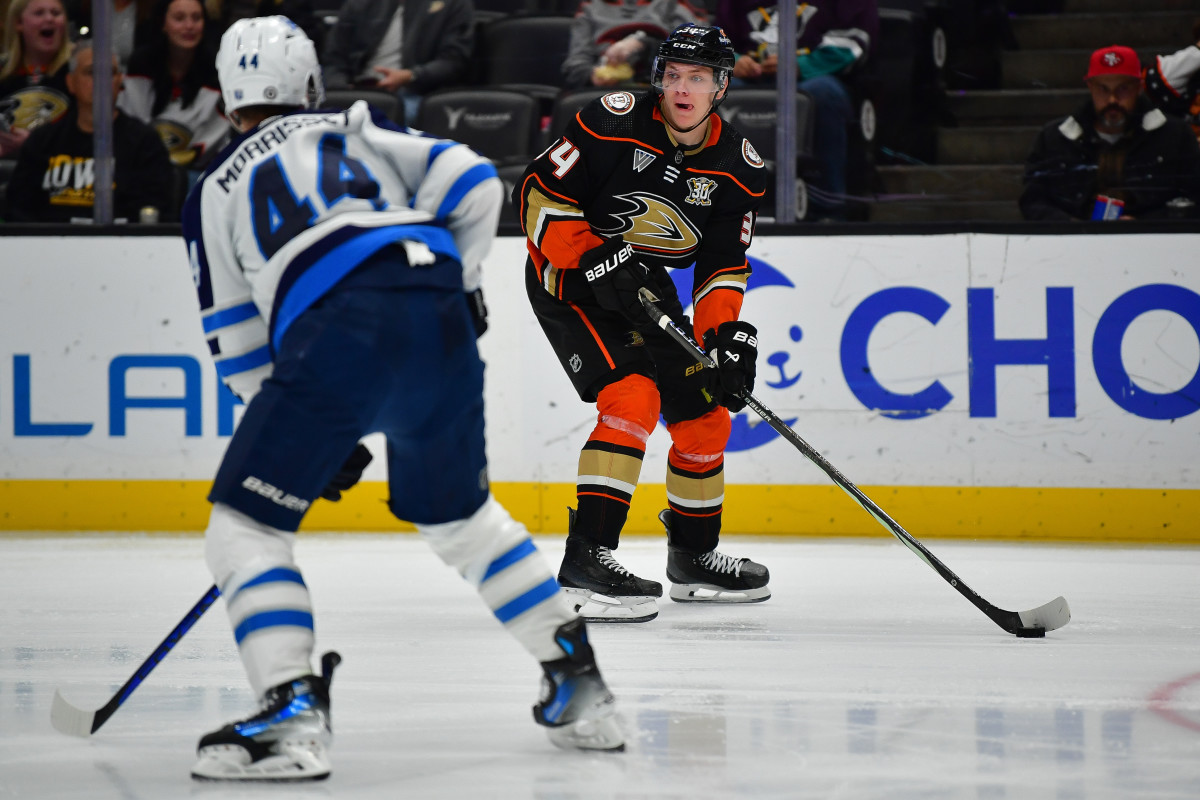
xmin=2 ymin=532 xmax=1198 ymax=799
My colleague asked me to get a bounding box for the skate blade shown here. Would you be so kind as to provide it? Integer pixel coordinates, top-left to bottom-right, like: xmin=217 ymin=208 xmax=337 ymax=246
xmin=562 ymin=588 xmax=658 ymax=623
xmin=668 ymin=583 xmax=771 ymax=604
xmin=546 ymin=714 xmax=626 ymax=752
xmin=191 ymin=740 xmax=331 ymax=782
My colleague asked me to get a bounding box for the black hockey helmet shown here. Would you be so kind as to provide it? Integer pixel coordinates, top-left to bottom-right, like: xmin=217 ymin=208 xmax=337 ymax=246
xmin=650 ymin=24 xmax=736 ymax=104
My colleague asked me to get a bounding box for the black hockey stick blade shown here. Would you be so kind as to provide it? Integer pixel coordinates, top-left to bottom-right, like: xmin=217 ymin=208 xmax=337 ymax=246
xmin=636 ymin=288 xmax=1072 ymax=637
xmin=51 ymin=584 xmax=221 ymax=737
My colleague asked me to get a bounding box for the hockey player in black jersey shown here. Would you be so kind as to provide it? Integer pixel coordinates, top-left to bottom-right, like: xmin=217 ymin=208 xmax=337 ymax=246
xmin=514 ymin=24 xmax=771 ymax=623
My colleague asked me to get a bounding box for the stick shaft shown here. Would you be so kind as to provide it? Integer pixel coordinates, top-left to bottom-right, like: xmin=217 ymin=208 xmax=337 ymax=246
xmin=61 ymin=584 xmax=221 ymax=735
xmin=637 ymin=289 xmax=1049 ymax=634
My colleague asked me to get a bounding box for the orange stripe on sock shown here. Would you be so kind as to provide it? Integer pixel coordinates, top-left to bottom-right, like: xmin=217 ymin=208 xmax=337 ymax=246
xmin=577 ymin=491 xmax=631 ymax=506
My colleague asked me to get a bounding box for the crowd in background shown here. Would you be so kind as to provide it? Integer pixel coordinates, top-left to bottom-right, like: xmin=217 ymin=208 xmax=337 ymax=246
xmin=0 ymin=0 xmax=1198 ymax=224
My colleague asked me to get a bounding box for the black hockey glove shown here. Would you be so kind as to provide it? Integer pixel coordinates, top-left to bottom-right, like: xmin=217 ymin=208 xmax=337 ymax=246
xmin=580 ymin=237 xmax=653 ymax=322
xmin=466 ymin=288 xmax=488 ymax=338
xmin=703 ymin=321 xmax=758 ymax=412
xmin=320 ymin=443 xmax=373 ymax=502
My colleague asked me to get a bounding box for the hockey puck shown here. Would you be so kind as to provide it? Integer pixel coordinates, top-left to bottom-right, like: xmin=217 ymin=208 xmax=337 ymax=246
xmin=1014 ymin=628 xmax=1046 ymax=638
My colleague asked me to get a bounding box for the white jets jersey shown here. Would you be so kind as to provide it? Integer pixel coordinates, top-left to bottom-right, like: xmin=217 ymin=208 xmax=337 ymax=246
xmin=182 ymin=101 xmax=503 ymax=401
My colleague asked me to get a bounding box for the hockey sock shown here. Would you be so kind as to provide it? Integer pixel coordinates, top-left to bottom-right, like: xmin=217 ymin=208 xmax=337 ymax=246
xmin=419 ymin=495 xmax=576 ymax=663
xmin=664 ymin=408 xmax=730 ymax=553
xmin=575 ymin=377 xmax=655 ymax=548
xmin=664 ymin=451 xmax=723 ymax=552
xmin=205 ymin=503 xmax=315 ymax=696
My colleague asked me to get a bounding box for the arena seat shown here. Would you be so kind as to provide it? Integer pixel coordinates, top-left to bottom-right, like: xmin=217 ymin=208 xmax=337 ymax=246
xmin=546 ymin=88 xmax=610 ymax=144
xmin=476 ymin=16 xmax=574 ymax=105
xmin=322 ymin=89 xmax=406 ymax=127
xmin=415 ymin=89 xmax=541 ymax=166
xmin=718 ymin=89 xmax=818 ymax=221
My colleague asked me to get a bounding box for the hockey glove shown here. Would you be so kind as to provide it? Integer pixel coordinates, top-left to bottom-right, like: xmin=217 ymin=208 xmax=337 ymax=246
xmin=320 ymin=443 xmax=373 ymax=502
xmin=580 ymin=238 xmax=653 ymax=322
xmin=466 ymin=288 xmax=488 ymax=338
xmin=703 ymin=321 xmax=758 ymax=412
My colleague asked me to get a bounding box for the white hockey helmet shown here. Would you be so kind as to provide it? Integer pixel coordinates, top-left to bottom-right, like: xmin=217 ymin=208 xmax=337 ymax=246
xmin=217 ymin=15 xmax=324 ymax=115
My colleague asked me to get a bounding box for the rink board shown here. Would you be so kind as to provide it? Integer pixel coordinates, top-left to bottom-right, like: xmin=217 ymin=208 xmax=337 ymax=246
xmin=0 ymin=232 xmax=1197 ymax=541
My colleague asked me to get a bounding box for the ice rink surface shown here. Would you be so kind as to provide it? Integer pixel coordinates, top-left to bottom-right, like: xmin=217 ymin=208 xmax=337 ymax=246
xmin=2 ymin=532 xmax=1198 ymax=800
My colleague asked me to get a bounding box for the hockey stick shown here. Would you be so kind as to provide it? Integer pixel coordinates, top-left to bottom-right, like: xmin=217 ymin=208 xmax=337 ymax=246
xmin=637 ymin=288 xmax=1071 ymax=637
xmin=51 ymin=584 xmax=221 ymax=737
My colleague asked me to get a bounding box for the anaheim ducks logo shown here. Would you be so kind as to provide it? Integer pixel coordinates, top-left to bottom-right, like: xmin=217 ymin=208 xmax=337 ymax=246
xmin=0 ymin=87 xmax=70 ymax=131
xmin=154 ymin=119 xmax=198 ymax=166
xmin=598 ymin=192 xmax=702 ymax=257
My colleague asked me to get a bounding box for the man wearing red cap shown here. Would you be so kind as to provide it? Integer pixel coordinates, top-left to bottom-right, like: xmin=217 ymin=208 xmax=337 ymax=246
xmin=1020 ymin=44 xmax=1200 ymax=221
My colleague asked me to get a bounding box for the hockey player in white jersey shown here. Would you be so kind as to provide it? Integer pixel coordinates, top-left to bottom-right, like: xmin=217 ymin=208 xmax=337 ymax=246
xmin=182 ymin=16 xmax=623 ymax=782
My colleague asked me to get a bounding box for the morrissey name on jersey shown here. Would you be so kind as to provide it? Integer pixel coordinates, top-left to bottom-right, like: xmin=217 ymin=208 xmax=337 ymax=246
xmin=214 ymin=113 xmax=342 ymax=193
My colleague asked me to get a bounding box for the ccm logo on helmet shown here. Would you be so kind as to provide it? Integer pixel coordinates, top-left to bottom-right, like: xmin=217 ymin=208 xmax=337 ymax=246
xmin=583 ymin=243 xmax=634 ymax=282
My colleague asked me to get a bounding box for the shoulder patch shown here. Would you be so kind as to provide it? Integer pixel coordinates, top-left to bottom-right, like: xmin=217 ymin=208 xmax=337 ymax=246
xmin=601 ymin=92 xmax=636 ymax=115
xmin=742 ymin=138 xmax=765 ymax=168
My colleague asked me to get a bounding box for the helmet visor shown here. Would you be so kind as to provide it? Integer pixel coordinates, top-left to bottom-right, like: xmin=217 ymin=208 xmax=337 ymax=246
xmin=651 ymin=61 xmax=723 ymax=93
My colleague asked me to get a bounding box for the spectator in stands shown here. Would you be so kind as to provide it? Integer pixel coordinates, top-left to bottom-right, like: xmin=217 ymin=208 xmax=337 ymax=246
xmin=716 ymin=0 xmax=877 ymax=219
xmin=0 ymin=0 xmax=72 ymax=158
xmin=562 ymin=0 xmax=706 ymax=90
xmin=1144 ymin=19 xmax=1200 ymax=145
xmin=5 ymin=39 xmax=173 ymax=221
xmin=67 ymin=0 xmax=155 ymax=67
xmin=118 ymin=0 xmax=227 ymax=179
xmin=321 ymin=0 xmax=472 ymax=126
xmin=1020 ymin=45 xmax=1200 ymax=221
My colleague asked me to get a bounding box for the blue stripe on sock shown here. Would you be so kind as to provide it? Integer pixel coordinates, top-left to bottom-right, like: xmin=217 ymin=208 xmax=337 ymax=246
xmin=234 ymin=609 xmax=314 ymax=644
xmin=493 ymin=577 xmax=561 ymax=624
xmin=229 ymin=567 xmax=306 ymax=602
xmin=481 ymin=538 xmax=536 ymax=583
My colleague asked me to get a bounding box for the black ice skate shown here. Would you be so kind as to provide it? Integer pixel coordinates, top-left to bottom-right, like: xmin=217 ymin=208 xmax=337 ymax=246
xmin=558 ymin=508 xmax=662 ymax=622
xmin=533 ymin=618 xmax=625 ymax=752
xmin=191 ymin=652 xmax=341 ymax=781
xmin=660 ymin=509 xmax=771 ymax=603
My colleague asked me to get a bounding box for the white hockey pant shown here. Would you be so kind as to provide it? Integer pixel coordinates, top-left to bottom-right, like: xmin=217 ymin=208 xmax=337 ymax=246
xmin=205 ymin=502 xmax=315 ymax=697
xmin=418 ymin=494 xmax=576 ymax=663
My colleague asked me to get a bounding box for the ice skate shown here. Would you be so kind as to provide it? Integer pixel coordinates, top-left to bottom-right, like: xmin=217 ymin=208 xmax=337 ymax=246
xmin=533 ymin=618 xmax=625 ymax=752
xmin=558 ymin=508 xmax=662 ymax=622
xmin=191 ymin=652 xmax=341 ymax=781
xmin=660 ymin=510 xmax=771 ymax=603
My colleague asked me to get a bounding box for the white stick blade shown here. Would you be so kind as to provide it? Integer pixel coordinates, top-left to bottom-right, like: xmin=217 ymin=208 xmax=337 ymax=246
xmin=1018 ymin=596 xmax=1071 ymax=632
xmin=51 ymin=689 xmax=96 ymax=737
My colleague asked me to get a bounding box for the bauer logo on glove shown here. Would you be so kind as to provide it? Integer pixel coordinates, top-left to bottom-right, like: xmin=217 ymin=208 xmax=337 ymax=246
xmin=582 ymin=242 xmax=635 ymax=283
xmin=579 ymin=238 xmax=657 ymax=322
